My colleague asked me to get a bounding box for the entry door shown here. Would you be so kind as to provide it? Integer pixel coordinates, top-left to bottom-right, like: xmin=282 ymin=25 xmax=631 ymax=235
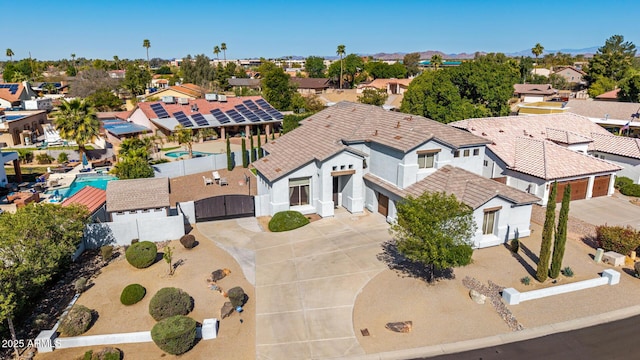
xmin=377 ymin=193 xmax=389 ymax=217
xmin=333 ymin=177 xmax=339 ymax=208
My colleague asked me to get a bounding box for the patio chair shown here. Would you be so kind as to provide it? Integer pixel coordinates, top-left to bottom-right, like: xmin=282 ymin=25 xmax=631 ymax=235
xmin=203 ymin=176 xmax=214 ymax=186
xmin=212 ymin=171 xmax=221 ymax=183
xmin=219 ymin=177 xmax=229 ymax=186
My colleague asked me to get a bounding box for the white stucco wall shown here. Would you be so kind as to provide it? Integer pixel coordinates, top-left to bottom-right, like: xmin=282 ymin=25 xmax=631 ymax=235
xmin=368 ymin=142 xmax=404 ymax=186
xmin=472 ymin=197 xmax=533 ymax=248
xmin=592 ymin=151 xmax=640 ymax=184
xmin=129 ymin=108 xmax=157 ymax=131
xmin=110 ymin=208 xmax=168 ymax=222
xmin=268 ymin=162 xmax=318 ymax=215
xmin=318 ymin=151 xmax=365 ymax=216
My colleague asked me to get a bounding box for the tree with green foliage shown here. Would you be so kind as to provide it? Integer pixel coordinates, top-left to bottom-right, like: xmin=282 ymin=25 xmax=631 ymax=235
xmin=112 ymin=137 xmax=154 ymax=179
xmin=143 ymin=39 xmax=151 ymax=68
xmin=328 ymin=53 xmax=364 ymax=88
xmin=54 ymin=98 xmax=100 ymax=160
xmin=122 ymin=64 xmax=151 ymax=96
xmin=537 ymin=182 xmax=557 ymax=282
xmin=430 ymin=54 xmax=443 ymax=70
xmin=403 ymin=52 xmax=421 ymax=77
xmin=587 ymin=77 xmax=617 ymax=98
xmin=618 ymin=74 xmax=640 ymax=102
xmin=213 ymin=46 xmax=220 ymax=61
xmin=226 ymin=135 xmax=233 ymax=171
xmin=586 ymin=35 xmax=637 ymax=85
xmin=519 ymin=56 xmax=534 ymax=83
xmin=180 ymin=54 xmax=215 ymax=89
xmin=259 ymin=61 xmax=295 ymax=110
xmin=6 ymin=48 xmax=14 ymax=61
xmin=391 ymin=192 xmax=477 ymax=282
xmin=336 ymin=44 xmax=346 ymax=89
xmin=169 ymin=125 xmax=200 ymax=159
xmin=365 ymin=61 xmax=407 ymax=79
xmin=305 ymin=56 xmax=326 ymax=78
xmin=550 ymin=184 xmax=571 ymax=279
xmin=256 ymin=128 xmax=262 ymax=159
xmin=221 ymin=42 xmax=227 ymax=61
xmin=531 ymin=43 xmax=544 ymax=66
xmin=358 ymin=88 xmax=388 ymax=106
xmin=282 ymin=113 xmax=311 ymax=134
xmin=163 ymin=246 xmax=174 ymax=276
xmin=250 ymin=133 xmax=255 ymax=162
xmin=154 ymin=65 xmax=172 ymax=75
xmin=241 ymin=137 xmax=248 ymax=168
xmin=86 ymin=88 xmax=123 ymax=111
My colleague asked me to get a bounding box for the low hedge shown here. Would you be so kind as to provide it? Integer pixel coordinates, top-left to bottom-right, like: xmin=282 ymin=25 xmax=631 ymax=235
xmin=615 ymin=176 xmax=633 ymax=190
xmin=151 ymin=315 xmax=196 ymax=355
xmin=268 ymin=211 xmax=310 ymax=232
xmin=596 ymin=225 xmax=640 ymax=255
xmin=78 ymin=347 xmax=122 ymax=360
xmin=149 ymin=287 xmax=193 ymax=321
xmin=125 ymin=241 xmax=157 ymax=269
xmin=120 ymin=284 xmax=146 ymax=305
xmin=59 ymin=305 xmax=94 ymax=336
xmin=620 ymin=183 xmax=640 ymax=197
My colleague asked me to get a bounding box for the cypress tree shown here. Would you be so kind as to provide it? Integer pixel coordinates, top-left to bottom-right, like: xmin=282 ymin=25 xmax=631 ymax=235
xmin=264 ymin=131 xmax=268 ymax=144
xmin=550 ymin=184 xmax=571 ymax=279
xmin=241 ymin=137 xmax=248 ymax=168
xmin=537 ymin=182 xmax=557 ymax=282
xmin=271 ymin=131 xmax=275 ymax=140
xmin=257 ymin=128 xmax=262 ymax=159
xmin=226 ymin=135 xmax=233 ymax=171
xmin=250 ymin=133 xmax=255 ymax=162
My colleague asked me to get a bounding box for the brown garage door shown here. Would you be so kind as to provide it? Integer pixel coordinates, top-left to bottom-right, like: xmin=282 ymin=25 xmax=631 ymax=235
xmin=555 ymin=179 xmax=588 ymax=202
xmin=592 ymin=175 xmax=610 ymax=198
xmin=377 ymin=193 xmax=389 ymax=217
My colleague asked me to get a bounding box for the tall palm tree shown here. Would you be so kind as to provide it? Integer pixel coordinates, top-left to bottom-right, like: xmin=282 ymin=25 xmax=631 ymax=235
xmin=143 ymin=39 xmax=151 ymax=68
xmin=531 ymin=43 xmax=544 ymax=68
xmin=70 ymin=53 xmax=76 ymax=69
xmin=213 ymin=46 xmax=221 ymax=61
xmin=336 ymin=44 xmax=346 ymax=89
xmin=6 ymin=49 xmax=14 ymax=61
xmin=430 ymin=54 xmax=443 ymax=70
xmin=54 ymin=99 xmax=100 ymax=160
xmin=113 ymin=55 xmax=120 ymax=70
xmin=221 ymin=43 xmax=227 ymax=61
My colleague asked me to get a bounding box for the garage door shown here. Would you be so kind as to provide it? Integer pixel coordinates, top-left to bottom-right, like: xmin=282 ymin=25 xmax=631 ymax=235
xmin=592 ymin=175 xmax=610 ymax=198
xmin=555 ymin=179 xmax=588 ymax=202
xmin=377 ymin=193 xmax=389 ymax=217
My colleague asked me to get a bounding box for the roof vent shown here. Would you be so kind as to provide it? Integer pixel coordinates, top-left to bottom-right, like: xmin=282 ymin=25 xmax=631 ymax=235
xmin=471 ymin=127 xmax=475 ymax=131
xmin=499 ymin=129 xmax=504 ymax=133
xmin=177 ymin=97 xmax=189 ymax=105
xmin=396 ymin=121 xmax=400 ymax=128
xmin=482 ymin=132 xmax=487 ymax=136
xmin=374 ymin=130 xmax=378 ymax=136
xmin=205 ymin=93 xmax=218 ymax=101
xmin=218 ymin=95 xmax=227 ymax=102
xmin=191 ymin=104 xmax=199 ymax=112
xmin=326 ymin=115 xmax=331 ymax=119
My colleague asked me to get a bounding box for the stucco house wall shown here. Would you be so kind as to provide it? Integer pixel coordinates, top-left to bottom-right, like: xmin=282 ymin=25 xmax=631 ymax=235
xmin=592 ymin=151 xmax=640 ymax=184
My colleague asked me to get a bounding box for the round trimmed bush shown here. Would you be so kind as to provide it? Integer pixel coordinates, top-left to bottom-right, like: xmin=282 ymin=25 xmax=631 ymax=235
xmin=268 ymin=211 xmax=310 ymax=232
xmin=179 ymin=234 xmax=196 ymax=249
xmin=59 ymin=305 xmax=94 ymax=336
xmin=615 ymin=176 xmax=633 ymax=190
xmin=120 ymin=284 xmax=146 ymax=305
xmin=149 ymin=287 xmax=193 ymax=321
xmin=125 ymin=241 xmax=157 ymax=269
xmin=151 ymin=315 xmax=196 ymax=355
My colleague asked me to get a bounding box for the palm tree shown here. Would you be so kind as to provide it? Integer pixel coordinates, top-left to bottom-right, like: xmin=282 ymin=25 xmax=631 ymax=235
xmin=6 ymin=48 xmax=14 ymax=61
xmin=213 ymin=46 xmax=221 ymax=61
xmin=221 ymin=43 xmax=227 ymax=61
xmin=54 ymin=99 xmax=100 ymax=161
xmin=336 ymin=44 xmax=346 ymax=89
xmin=532 ymin=43 xmax=544 ymax=68
xmin=113 ymin=55 xmax=120 ymax=70
xmin=430 ymin=54 xmax=443 ymax=70
xmin=169 ymin=125 xmax=199 ymax=158
xmin=70 ymin=53 xmax=76 ymax=70
xmin=143 ymin=39 xmax=151 ymax=68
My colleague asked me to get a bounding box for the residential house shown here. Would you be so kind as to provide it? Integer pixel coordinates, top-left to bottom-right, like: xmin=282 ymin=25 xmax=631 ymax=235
xmin=450 ymin=113 xmax=622 ymax=204
xmin=143 ymin=83 xmax=207 ymax=100
xmin=552 ymin=66 xmax=587 ymax=86
xmin=61 ymin=186 xmax=107 ymax=222
xmin=108 ymin=70 xmax=126 ymax=79
xmin=0 ymin=82 xmax=36 ymax=108
xmin=0 ymin=109 xmax=47 ymax=146
xmin=290 ymin=77 xmax=331 ymax=95
xmin=566 ymin=99 xmax=640 ymax=135
xmin=513 ymin=84 xmax=557 ymax=103
xmin=356 ymin=78 xmax=413 ymax=95
xmin=595 ymin=89 xmax=620 ymax=101
xmin=531 ymin=68 xmax=551 ymax=77
xmin=129 ymin=95 xmax=282 ymax=139
xmin=227 ymin=78 xmax=261 ymax=92
xmin=253 ymin=102 xmax=539 ymax=248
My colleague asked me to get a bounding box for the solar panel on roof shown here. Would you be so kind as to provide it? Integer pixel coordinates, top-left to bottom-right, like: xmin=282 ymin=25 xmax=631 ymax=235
xmin=237 ymin=107 xmax=260 ymax=122
xmin=210 ymin=109 xmax=231 ymax=124
xmin=265 ymin=108 xmax=284 ymax=120
xmin=150 ymin=103 xmax=170 ymax=119
xmin=173 ymin=111 xmax=194 ymax=127
xmin=243 ymin=99 xmax=259 ymax=110
xmin=255 ymin=98 xmax=270 ymax=108
xmin=253 ymin=109 xmax=271 ymax=121
xmin=225 ymin=109 xmax=246 ymax=123
xmin=191 ymin=113 xmax=209 ymax=126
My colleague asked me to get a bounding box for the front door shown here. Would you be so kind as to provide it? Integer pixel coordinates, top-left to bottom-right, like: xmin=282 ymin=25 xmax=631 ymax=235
xmin=377 ymin=193 xmax=389 ymax=217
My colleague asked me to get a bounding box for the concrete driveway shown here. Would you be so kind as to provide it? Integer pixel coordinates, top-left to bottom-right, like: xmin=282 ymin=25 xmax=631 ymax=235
xmin=569 ymin=195 xmax=640 ymax=229
xmin=197 ymin=209 xmax=392 ymax=359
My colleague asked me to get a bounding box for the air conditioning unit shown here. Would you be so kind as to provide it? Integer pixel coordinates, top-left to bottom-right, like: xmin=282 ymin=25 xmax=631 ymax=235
xmin=162 ymin=96 xmax=175 ymax=104
xmin=205 ymin=93 xmax=218 ymax=101
xmin=177 ymin=97 xmax=189 ymax=105
xmin=218 ymin=95 xmax=227 ymax=102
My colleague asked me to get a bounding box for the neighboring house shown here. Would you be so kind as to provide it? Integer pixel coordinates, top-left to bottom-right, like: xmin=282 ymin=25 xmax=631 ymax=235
xmin=595 ymin=89 xmax=620 ymax=101
xmin=129 ymin=95 xmax=283 ymax=139
xmin=450 ymin=113 xmax=622 ymax=205
xmin=0 ymin=109 xmax=47 ymax=146
xmin=61 ymin=186 xmax=108 ymax=222
xmin=513 ymin=84 xmax=557 ymax=103
xmin=552 ymin=66 xmax=587 ymax=85
xmin=0 ymin=82 xmax=36 ymax=108
xmin=227 ymin=78 xmax=261 ymax=92
xmin=143 ymin=83 xmax=207 ymax=100
xmin=531 ymin=68 xmax=551 ymax=77
xmin=100 ymin=118 xmax=151 ymax=146
xmin=290 ymin=77 xmax=331 ymax=95
xmin=30 ymin=82 xmax=69 ymax=94
xmin=566 ymin=99 xmax=640 ymax=135
xmin=253 ymin=102 xmax=538 ymax=248
xmin=356 ymin=78 xmax=413 ymax=95
xmin=108 ymin=70 xmax=126 ymax=79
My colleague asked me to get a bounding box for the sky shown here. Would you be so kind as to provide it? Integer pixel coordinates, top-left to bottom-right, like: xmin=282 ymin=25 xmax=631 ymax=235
xmin=3 ymin=0 xmax=640 ymax=61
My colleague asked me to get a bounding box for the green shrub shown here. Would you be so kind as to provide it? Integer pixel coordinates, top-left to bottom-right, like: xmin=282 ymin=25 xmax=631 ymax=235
xmin=615 ymin=176 xmax=633 ymax=190
xmin=78 ymin=347 xmax=121 ymax=360
xmin=100 ymin=245 xmax=113 ymax=261
xmin=149 ymin=287 xmax=193 ymax=321
xmin=510 ymin=237 xmax=520 ymax=253
xmin=596 ymin=225 xmax=640 ymax=255
xmin=520 ymin=276 xmax=531 ymax=286
xmin=179 ymin=234 xmax=196 ymax=249
xmin=57 ymin=152 xmax=69 ymax=164
xmin=562 ymin=267 xmax=574 ymax=277
xmin=75 ymin=277 xmax=88 ymax=293
xmin=59 ymin=305 xmax=94 ymax=336
xmin=227 ymin=286 xmax=246 ymax=308
xmin=151 ymin=315 xmax=196 ymax=355
xmin=120 ymin=284 xmax=146 ymax=305
xmin=268 ymin=211 xmax=310 ymax=232
xmin=620 ymin=183 xmax=640 ymax=197
xmin=35 ymin=153 xmax=54 ymax=164
xmin=125 ymin=241 xmax=157 ymax=269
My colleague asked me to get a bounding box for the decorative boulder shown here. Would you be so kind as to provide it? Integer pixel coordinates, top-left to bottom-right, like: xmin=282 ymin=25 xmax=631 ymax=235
xmin=221 ymin=302 xmax=235 ymax=319
xmin=469 ymin=289 xmax=487 ymax=304
xmin=385 ymin=321 xmax=412 ymax=333
xmin=211 ymin=268 xmax=231 ymax=282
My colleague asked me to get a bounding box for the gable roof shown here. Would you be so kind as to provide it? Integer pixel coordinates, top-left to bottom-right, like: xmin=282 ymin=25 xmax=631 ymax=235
xmin=0 ymin=83 xmax=26 ymax=103
xmin=357 ymin=78 xmax=412 ymax=90
xmin=364 ymin=165 xmax=539 ymax=209
xmin=106 ymin=177 xmax=170 ymax=212
xmin=566 ymin=99 xmax=640 ymax=121
xmin=145 ymin=83 xmax=207 ymax=99
xmin=595 ymin=89 xmax=620 ymax=100
xmin=228 ymin=78 xmax=261 ymax=87
xmin=589 ymin=132 xmax=640 ymax=159
xmin=513 ymin=84 xmax=557 ymax=96
xmin=450 ymin=113 xmax=621 ymax=180
xmin=61 ymin=186 xmax=106 ymax=214
xmin=254 ymin=102 xmax=490 ymax=181
xmin=552 ymin=66 xmax=587 ymax=76
xmin=290 ymin=77 xmax=331 ymax=89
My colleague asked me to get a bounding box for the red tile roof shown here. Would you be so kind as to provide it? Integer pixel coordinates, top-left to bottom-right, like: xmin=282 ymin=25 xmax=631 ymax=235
xmin=61 ymin=186 xmax=106 ymax=214
xmin=595 ymin=89 xmax=620 ymax=100
xmin=0 ymin=83 xmax=26 ymax=103
xmin=136 ymin=95 xmax=267 ymax=121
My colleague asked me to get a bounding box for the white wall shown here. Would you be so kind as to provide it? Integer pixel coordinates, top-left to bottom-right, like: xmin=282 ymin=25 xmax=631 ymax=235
xmin=368 ymin=142 xmax=403 ymax=185
xmin=592 ymin=151 xmax=640 ymax=184
xmin=129 ymin=108 xmax=157 ymax=131
xmin=153 ymin=152 xmax=242 ymax=178
xmin=84 ymin=215 xmax=185 ymax=247
xmin=110 ymin=208 xmax=168 ymax=222
xmin=472 ymin=197 xmax=533 ymax=248
xmin=269 ymin=161 xmax=317 ymax=215
xmin=318 ymin=151 xmax=365 ymax=216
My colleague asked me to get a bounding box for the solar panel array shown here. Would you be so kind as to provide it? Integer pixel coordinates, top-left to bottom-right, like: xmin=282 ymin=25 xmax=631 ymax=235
xmin=235 ymin=104 xmax=261 ymax=122
xmin=150 ymin=103 xmax=170 ymax=118
xmin=173 ymin=111 xmax=194 ymax=127
xmin=0 ymin=84 xmax=19 ymax=95
xmin=210 ymin=109 xmax=231 ymax=124
xmin=243 ymin=99 xmax=259 ymax=110
xmin=226 ymin=109 xmax=246 ymax=123
xmin=191 ymin=113 xmax=209 ymax=126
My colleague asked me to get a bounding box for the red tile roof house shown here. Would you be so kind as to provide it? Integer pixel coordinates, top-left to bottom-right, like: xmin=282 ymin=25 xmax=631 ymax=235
xmin=252 ymin=102 xmax=540 ymax=248
xmin=513 ymin=84 xmax=558 ymax=103
xmin=450 ymin=113 xmax=623 ymax=205
xmin=61 ymin=186 xmax=107 ymax=222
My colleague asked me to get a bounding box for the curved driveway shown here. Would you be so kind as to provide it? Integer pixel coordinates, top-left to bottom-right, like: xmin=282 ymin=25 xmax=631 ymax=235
xmin=197 ymin=209 xmax=391 ymax=359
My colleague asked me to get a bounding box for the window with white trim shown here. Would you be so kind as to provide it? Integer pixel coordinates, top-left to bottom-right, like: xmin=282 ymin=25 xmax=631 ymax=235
xmin=289 ymin=177 xmax=310 ymax=206
xmin=418 ymin=153 xmax=435 ymax=169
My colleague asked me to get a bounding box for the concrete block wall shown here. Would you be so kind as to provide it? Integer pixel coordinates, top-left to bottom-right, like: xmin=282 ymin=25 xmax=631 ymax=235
xmin=153 ymin=152 xmax=242 ymax=178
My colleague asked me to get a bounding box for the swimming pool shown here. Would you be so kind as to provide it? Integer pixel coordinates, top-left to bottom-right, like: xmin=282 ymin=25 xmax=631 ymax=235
xmin=165 ymin=150 xmax=213 ymax=158
xmin=46 ymin=174 xmax=118 ymax=199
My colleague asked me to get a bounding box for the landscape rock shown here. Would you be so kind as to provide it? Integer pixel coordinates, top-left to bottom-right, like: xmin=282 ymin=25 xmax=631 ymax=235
xmin=221 ymin=301 xmax=234 ymax=319
xmin=211 ymin=268 xmax=231 ymax=282
xmin=469 ymin=289 xmax=486 ymax=304
xmin=385 ymin=321 xmax=412 ymax=333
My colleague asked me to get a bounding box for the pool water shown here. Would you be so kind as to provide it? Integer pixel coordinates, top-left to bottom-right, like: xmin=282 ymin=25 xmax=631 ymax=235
xmin=165 ymin=150 xmax=213 ymax=158
xmin=46 ymin=174 xmax=118 ymax=199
